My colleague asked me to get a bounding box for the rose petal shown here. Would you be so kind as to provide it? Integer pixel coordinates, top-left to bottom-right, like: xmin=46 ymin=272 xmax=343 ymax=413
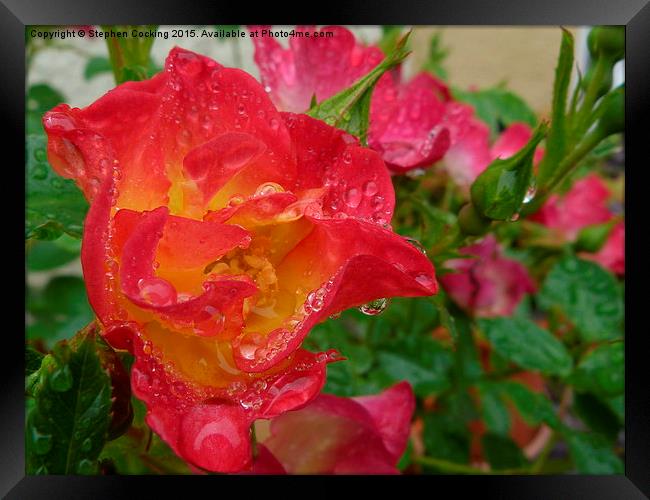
xmin=281 ymin=112 xmax=395 ymax=221
xmin=234 ymin=218 xmax=436 ymax=372
xmin=251 ymin=25 xmax=383 ymax=112
xmin=352 ymin=381 xmax=415 ymax=463
xmin=369 ymin=73 xmax=451 ymax=172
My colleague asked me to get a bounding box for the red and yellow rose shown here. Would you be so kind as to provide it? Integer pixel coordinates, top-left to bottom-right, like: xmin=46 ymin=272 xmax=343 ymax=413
xmin=43 ymin=47 xmax=437 ymax=472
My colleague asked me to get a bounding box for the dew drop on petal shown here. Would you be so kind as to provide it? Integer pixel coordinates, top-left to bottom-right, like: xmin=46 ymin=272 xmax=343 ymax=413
xmin=137 ymin=277 xmax=177 ymax=307
xmin=363 ymin=180 xmax=378 ymax=197
xmin=344 ymin=188 xmax=362 ymax=208
xmin=359 ymin=297 xmax=390 ymax=316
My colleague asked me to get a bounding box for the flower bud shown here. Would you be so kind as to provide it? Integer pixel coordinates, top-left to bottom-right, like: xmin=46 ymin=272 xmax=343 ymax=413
xmin=587 ymin=26 xmax=625 ymax=63
xmin=470 ymin=122 xmax=547 ymax=221
xmin=595 ymin=85 xmax=624 ymax=137
xmin=458 ymin=203 xmax=492 ymax=236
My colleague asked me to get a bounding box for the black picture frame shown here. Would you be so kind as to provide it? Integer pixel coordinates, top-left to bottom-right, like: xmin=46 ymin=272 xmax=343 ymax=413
xmin=9 ymin=1 xmax=649 ymax=497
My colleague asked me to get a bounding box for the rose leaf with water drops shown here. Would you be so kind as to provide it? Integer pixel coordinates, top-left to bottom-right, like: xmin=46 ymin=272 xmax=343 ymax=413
xmin=537 ymin=256 xmax=623 ymax=342
xmin=26 ymin=134 xmax=89 ymax=240
xmin=26 ymin=324 xmax=113 ymax=475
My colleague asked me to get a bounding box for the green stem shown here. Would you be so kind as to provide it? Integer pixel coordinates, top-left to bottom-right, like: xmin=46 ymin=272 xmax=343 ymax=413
xmin=523 ymin=128 xmax=606 ymax=216
xmin=572 ymin=57 xmax=609 ymax=141
xmin=529 ymin=432 xmax=558 ymax=474
xmin=414 ymin=455 xmax=525 ymax=475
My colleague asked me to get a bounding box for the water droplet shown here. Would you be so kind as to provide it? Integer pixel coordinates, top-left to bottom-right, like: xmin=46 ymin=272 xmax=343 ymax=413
xmin=76 ymin=459 xmax=96 ymax=475
xmin=342 ymin=152 xmax=352 ymax=164
xmin=50 ymin=365 xmax=73 ymax=392
xmin=344 ymin=188 xmax=362 ymax=209
xmin=363 ymin=180 xmax=378 ymax=197
xmin=228 ymin=195 xmax=245 ymax=207
xmin=240 ymin=395 xmax=263 ymax=410
xmin=371 ymin=195 xmax=385 ymax=211
xmin=405 ymin=237 xmax=427 ymax=255
xmin=306 ymin=290 xmax=325 ymax=312
xmin=509 ymin=212 xmax=520 ymax=222
xmin=138 ymin=277 xmax=177 ymax=307
xmin=236 ymin=332 xmax=266 ymax=360
xmin=269 ymin=118 xmax=279 ymax=131
xmin=50 ymin=177 xmax=64 ymax=189
xmin=81 ymin=438 xmax=92 ymax=452
xmin=252 ymin=379 xmax=267 ymax=392
xmin=32 ymin=164 xmax=48 ymax=180
xmin=34 ymin=148 xmax=47 ymax=163
xmin=523 ymin=184 xmax=537 ymax=204
xmin=414 ymin=273 xmax=434 ymax=288
xmin=359 ymin=298 xmax=390 ymax=316
xmin=31 ymin=428 xmax=53 ymax=455
xmin=227 ymin=381 xmax=247 ymax=396
xmin=254 ymin=182 xmax=284 ymax=197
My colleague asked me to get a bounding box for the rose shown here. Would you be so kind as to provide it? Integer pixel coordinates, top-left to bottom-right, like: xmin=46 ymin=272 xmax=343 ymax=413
xmin=43 ymin=47 xmax=437 ymax=472
xmin=530 ymin=173 xmax=624 ymax=275
xmin=439 ymin=235 xmax=535 ymax=317
xmin=251 ymin=382 xmax=415 ymax=474
xmin=444 ymin=118 xmax=545 ymax=190
xmin=252 ymin=25 xmax=451 ymax=173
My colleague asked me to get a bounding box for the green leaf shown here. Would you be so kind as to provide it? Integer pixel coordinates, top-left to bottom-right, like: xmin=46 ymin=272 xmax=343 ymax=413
xmin=537 ymin=28 xmax=574 ymax=186
xmin=564 ymin=430 xmax=623 ymax=474
xmin=26 ymin=325 xmax=112 ymax=474
xmin=478 ymin=317 xmax=573 ymax=377
xmin=26 ymin=134 xmax=89 ymax=241
xmin=452 ymin=87 xmax=537 ymax=138
xmin=26 ymin=344 xmax=45 ymax=376
xmin=27 ymin=276 xmax=95 ymax=349
xmin=470 ymin=121 xmax=547 ymax=221
xmin=27 ymin=235 xmax=81 ymax=271
xmin=498 ymin=380 xmax=560 ymax=428
xmin=477 ymin=383 xmax=511 ymax=436
xmin=482 ymin=434 xmax=528 ymax=470
xmin=422 ymin=31 xmax=449 ymax=80
xmin=422 ymin=413 xmax=471 ymax=464
xmin=84 ymin=56 xmax=113 ymax=80
xmin=570 ymin=342 xmax=624 ymax=397
xmin=378 ymin=26 xmax=406 ymax=56
xmin=538 ymin=256 xmax=623 ymax=342
xmin=573 ymin=392 xmax=621 ymax=442
xmin=307 ymin=32 xmax=410 ymax=145
xmin=375 ymin=337 xmax=454 ymax=397
xmin=26 ymin=84 xmax=65 ymax=135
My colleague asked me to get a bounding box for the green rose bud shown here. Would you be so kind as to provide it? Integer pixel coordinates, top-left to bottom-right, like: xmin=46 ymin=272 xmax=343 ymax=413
xmin=595 ymin=85 xmax=624 ymax=137
xmin=470 ymin=121 xmax=548 ymax=221
xmin=458 ymin=203 xmax=492 ymax=236
xmin=587 ymin=26 xmax=625 ymax=62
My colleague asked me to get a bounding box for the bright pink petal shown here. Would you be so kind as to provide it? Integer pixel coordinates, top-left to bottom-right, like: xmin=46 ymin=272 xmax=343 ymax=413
xmin=352 ymin=381 xmax=415 ymax=462
xmin=369 ymin=72 xmax=450 ymax=172
xmin=583 ymin=222 xmax=625 ymax=275
xmin=440 ymin=235 xmax=535 ymax=317
xmin=491 ymin=122 xmax=544 ymax=164
xmin=531 ymin=174 xmax=613 ymax=240
xmin=251 ymin=25 xmax=383 ymax=112
xmin=261 ymin=383 xmax=414 ymax=474
xmin=441 ymin=102 xmax=492 ymax=187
